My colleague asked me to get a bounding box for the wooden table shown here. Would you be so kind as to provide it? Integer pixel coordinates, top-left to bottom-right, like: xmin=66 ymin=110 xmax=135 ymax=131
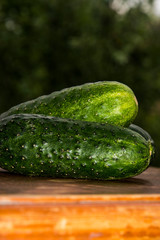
xmin=0 ymin=166 xmax=160 ymax=240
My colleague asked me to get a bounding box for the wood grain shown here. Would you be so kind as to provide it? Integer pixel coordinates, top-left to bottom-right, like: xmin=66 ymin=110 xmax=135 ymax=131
xmin=0 ymin=194 xmax=160 ymax=240
xmin=0 ymin=167 xmax=160 ymax=240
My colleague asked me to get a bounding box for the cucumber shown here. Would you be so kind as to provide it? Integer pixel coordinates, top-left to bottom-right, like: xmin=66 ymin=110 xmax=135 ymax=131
xmin=0 ymin=114 xmax=151 ymax=180
xmin=129 ymin=124 xmax=155 ymax=161
xmin=0 ymin=81 xmax=138 ymax=127
xmin=129 ymin=124 xmax=154 ymax=143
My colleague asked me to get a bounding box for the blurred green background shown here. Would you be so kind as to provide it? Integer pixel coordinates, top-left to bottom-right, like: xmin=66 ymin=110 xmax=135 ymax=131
xmin=0 ymin=0 xmax=160 ymax=166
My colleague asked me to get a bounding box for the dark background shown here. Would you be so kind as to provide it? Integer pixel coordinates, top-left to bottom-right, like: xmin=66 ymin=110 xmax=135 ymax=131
xmin=0 ymin=0 xmax=160 ymax=166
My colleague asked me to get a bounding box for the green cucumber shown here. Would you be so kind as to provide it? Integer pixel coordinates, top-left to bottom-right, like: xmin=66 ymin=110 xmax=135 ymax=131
xmin=0 ymin=114 xmax=151 ymax=180
xmin=0 ymin=81 xmax=138 ymax=127
xmin=129 ymin=124 xmax=154 ymax=143
xmin=129 ymin=124 xmax=155 ymax=161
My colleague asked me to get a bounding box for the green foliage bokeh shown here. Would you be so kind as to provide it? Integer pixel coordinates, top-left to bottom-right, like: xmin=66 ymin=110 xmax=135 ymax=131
xmin=0 ymin=0 xmax=160 ymax=166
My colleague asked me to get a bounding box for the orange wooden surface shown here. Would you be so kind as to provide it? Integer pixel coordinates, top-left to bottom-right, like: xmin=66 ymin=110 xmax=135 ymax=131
xmin=0 ymin=166 xmax=160 ymax=240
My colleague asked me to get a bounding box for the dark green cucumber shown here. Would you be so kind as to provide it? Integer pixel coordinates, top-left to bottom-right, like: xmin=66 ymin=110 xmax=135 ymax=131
xmin=129 ymin=124 xmax=154 ymax=143
xmin=0 ymin=81 xmax=138 ymax=127
xmin=0 ymin=114 xmax=151 ymax=180
xmin=129 ymin=124 xmax=155 ymax=161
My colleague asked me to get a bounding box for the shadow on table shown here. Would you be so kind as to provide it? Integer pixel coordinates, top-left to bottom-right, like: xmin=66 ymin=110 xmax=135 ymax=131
xmin=0 ymin=168 xmax=157 ymax=195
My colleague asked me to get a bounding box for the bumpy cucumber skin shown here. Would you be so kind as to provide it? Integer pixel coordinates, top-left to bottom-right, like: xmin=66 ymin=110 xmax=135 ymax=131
xmin=0 ymin=81 xmax=138 ymax=127
xmin=0 ymin=114 xmax=151 ymax=180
